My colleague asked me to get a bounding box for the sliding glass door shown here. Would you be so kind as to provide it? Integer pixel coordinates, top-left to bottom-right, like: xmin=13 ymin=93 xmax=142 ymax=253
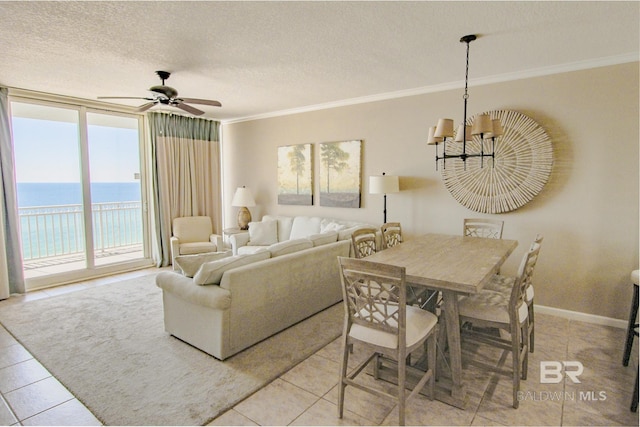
xmin=87 ymin=113 xmax=144 ymax=267
xmin=11 ymin=100 xmax=151 ymax=289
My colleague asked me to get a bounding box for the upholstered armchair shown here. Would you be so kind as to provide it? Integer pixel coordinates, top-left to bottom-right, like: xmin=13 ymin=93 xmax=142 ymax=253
xmin=170 ymin=216 xmax=221 ymax=269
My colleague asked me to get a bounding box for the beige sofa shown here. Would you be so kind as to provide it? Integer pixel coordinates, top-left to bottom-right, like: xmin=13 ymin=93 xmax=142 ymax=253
xmin=156 ymin=237 xmax=351 ymax=360
xmin=230 ymin=214 xmax=377 ymax=256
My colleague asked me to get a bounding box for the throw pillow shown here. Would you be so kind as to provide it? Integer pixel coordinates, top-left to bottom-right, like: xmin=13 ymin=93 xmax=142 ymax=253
xmin=247 ymin=220 xmax=278 ymax=246
xmin=289 ymin=216 xmax=322 ymax=240
xmin=174 ymin=251 xmax=232 ymax=277
xmin=267 ymin=238 xmax=313 ymax=257
xmin=193 ymin=251 xmax=271 ymax=285
xmin=262 ymin=215 xmax=294 ymax=242
xmin=320 ymin=220 xmax=347 ymax=233
xmin=307 ymin=230 xmax=338 ymax=247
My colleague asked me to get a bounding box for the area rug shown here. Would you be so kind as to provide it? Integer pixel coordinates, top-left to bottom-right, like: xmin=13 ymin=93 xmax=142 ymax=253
xmin=0 ymin=274 xmax=343 ymax=425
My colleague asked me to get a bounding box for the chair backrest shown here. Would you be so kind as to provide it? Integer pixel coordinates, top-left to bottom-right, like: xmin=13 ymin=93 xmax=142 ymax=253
xmin=509 ymin=240 xmax=542 ymax=321
xmin=463 ymin=218 xmax=504 ymax=239
xmin=381 ymin=222 xmax=402 ymax=249
xmin=531 ymin=234 xmax=544 ymax=249
xmin=338 ymin=257 xmax=407 ymax=341
xmin=172 ymin=216 xmax=213 ymax=243
xmin=351 ymin=227 xmax=378 ymax=259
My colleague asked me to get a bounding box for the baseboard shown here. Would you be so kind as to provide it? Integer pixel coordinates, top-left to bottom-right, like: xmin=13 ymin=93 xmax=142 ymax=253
xmin=536 ymin=304 xmax=627 ymax=329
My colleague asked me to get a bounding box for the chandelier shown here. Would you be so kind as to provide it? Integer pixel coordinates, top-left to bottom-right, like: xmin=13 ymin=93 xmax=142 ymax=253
xmin=428 ymin=35 xmax=504 ymax=170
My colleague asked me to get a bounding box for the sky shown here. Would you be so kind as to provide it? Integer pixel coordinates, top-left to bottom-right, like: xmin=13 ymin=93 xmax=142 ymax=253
xmin=11 ymin=105 xmax=141 ymax=183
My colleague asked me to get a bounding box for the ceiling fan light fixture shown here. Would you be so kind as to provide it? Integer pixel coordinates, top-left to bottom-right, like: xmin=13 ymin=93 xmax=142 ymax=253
xmin=97 ymin=70 xmax=222 ymax=115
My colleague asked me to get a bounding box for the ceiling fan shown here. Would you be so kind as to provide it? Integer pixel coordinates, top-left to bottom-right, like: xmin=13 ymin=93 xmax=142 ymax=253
xmin=98 ymin=71 xmax=222 ymax=116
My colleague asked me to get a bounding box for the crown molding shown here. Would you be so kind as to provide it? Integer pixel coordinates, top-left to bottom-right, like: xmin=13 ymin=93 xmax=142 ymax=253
xmin=222 ymin=52 xmax=639 ymax=125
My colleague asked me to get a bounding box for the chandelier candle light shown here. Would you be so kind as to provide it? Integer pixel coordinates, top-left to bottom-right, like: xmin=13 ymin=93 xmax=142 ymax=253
xmin=428 ymin=35 xmax=504 ymax=170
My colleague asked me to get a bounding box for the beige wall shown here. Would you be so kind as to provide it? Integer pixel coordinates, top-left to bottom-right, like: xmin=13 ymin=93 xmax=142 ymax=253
xmin=222 ymin=62 xmax=639 ymax=321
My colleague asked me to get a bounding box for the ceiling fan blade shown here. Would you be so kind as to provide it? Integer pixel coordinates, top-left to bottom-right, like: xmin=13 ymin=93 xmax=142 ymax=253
xmin=175 ymin=102 xmax=205 ymax=116
xmin=98 ymin=96 xmax=150 ymax=100
xmin=137 ymin=102 xmax=157 ymax=113
xmin=180 ymin=98 xmax=222 ymax=107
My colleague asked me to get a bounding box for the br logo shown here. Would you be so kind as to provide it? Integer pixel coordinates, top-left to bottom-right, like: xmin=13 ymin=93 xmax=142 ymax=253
xmin=540 ymin=361 xmax=584 ymax=383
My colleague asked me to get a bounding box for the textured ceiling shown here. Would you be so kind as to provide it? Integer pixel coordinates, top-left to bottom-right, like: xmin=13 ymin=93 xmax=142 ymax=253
xmin=1 ymin=1 xmax=638 ymax=122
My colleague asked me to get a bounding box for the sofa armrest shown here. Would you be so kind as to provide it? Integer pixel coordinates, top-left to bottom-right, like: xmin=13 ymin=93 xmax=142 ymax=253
xmin=230 ymin=232 xmax=250 ymax=255
xmin=210 ymin=233 xmax=223 ymax=250
xmin=170 ymin=236 xmax=180 ymax=268
xmin=156 ymin=272 xmax=231 ymax=310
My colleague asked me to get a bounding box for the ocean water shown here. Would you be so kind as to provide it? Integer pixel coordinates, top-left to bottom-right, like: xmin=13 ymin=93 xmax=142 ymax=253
xmin=17 ymin=182 xmax=141 ymax=207
xmin=17 ymin=182 xmax=143 ymax=260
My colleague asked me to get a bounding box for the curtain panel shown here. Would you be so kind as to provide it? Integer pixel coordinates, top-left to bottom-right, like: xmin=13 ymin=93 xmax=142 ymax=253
xmin=148 ymin=112 xmax=222 ymax=267
xmin=0 ymin=88 xmax=25 ymax=297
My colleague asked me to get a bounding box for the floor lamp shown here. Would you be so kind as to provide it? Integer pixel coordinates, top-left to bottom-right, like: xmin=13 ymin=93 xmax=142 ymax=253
xmin=369 ymin=173 xmax=399 ymax=223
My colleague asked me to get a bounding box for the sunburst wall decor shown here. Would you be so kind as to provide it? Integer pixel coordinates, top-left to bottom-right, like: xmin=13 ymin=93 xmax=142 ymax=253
xmin=441 ymin=110 xmax=553 ymax=214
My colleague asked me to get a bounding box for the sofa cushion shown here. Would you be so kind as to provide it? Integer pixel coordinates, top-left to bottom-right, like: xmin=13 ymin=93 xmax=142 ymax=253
xmin=247 ymin=220 xmax=278 ymax=246
xmin=193 ymin=252 xmax=271 ymax=285
xmin=307 ymin=230 xmax=339 ymax=247
xmin=289 ymin=216 xmax=322 ymax=240
xmin=179 ymin=241 xmax=217 ymax=255
xmin=237 ymin=246 xmax=270 ymax=255
xmin=174 ymin=251 xmax=232 ymax=277
xmin=262 ymin=215 xmax=294 ymax=242
xmin=268 ymin=238 xmax=313 ymax=257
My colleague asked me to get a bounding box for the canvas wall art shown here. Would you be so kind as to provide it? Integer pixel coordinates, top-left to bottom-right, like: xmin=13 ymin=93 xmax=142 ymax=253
xmin=318 ymin=140 xmax=362 ymax=208
xmin=277 ymin=143 xmax=313 ymax=205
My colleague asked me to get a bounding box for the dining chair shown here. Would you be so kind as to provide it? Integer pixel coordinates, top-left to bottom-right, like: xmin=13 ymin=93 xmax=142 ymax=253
xmin=485 ymin=235 xmax=543 ymax=352
xmin=381 ymin=222 xmax=403 ymax=249
xmin=380 ymin=222 xmax=437 ymax=312
xmin=337 ymin=257 xmax=438 ymax=426
xmin=463 ymin=218 xmax=504 ymax=239
xmin=457 ymin=241 xmax=541 ymax=409
xmin=351 ymin=227 xmax=378 ymax=258
xmin=623 ymin=270 xmax=639 ymax=412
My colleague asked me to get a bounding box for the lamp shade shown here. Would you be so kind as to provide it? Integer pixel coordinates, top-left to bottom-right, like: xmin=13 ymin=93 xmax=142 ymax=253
xmin=434 ymin=118 xmax=454 ymax=138
xmin=471 ymin=113 xmax=493 ymax=136
xmin=427 ymin=126 xmax=443 ymax=145
xmin=369 ymin=174 xmax=399 ymax=195
xmin=231 ymin=186 xmax=256 ymax=207
xmin=488 ymin=119 xmax=504 ymax=138
xmin=454 ymin=124 xmax=473 ymax=142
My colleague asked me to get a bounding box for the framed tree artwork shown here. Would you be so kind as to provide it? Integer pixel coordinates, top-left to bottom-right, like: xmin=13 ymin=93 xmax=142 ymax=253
xmin=319 ymin=140 xmax=362 ymax=208
xmin=277 ymin=143 xmax=313 ymax=205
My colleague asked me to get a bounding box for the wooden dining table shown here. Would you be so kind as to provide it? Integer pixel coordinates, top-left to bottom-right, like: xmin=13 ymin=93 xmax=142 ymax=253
xmin=365 ymin=233 xmax=518 ymax=408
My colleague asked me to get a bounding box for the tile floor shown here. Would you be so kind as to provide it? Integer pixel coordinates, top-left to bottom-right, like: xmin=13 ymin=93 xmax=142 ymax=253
xmin=0 ymin=268 xmax=638 ymax=426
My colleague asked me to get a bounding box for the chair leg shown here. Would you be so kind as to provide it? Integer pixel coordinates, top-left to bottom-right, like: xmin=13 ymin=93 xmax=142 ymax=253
xmin=398 ymin=349 xmax=406 ymax=426
xmin=521 ymin=323 xmax=529 ymax=381
xmin=632 ymin=366 xmax=638 ymax=413
xmin=511 ymin=325 xmax=521 ymax=409
xmin=337 ymin=334 xmax=350 ymax=419
xmin=528 ymin=301 xmax=535 ymax=353
xmin=623 ymin=284 xmax=639 ymax=366
xmin=428 ymin=328 xmax=437 ymax=399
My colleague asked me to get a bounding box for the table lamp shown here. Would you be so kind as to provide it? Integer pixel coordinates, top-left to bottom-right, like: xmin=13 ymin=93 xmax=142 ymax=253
xmin=231 ymin=186 xmax=256 ymax=230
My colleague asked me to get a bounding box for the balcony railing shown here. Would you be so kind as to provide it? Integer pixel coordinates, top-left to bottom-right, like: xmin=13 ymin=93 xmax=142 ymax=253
xmin=18 ymin=202 xmax=143 ymax=263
